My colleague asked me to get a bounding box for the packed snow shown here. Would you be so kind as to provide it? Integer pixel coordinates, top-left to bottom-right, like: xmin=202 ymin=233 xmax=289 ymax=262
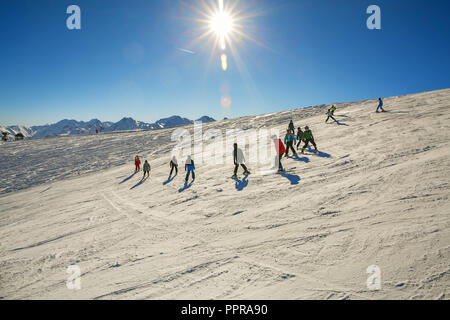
xmin=0 ymin=89 xmax=449 ymax=300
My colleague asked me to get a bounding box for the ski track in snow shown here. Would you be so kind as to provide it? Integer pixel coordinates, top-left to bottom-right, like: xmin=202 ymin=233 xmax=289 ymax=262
xmin=0 ymin=89 xmax=449 ymax=300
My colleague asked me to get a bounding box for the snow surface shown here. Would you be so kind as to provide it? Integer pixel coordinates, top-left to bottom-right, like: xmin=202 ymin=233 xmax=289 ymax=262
xmin=0 ymin=89 xmax=449 ymax=300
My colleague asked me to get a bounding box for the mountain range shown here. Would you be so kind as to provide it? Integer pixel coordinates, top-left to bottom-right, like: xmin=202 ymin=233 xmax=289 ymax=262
xmin=0 ymin=115 xmax=216 ymax=139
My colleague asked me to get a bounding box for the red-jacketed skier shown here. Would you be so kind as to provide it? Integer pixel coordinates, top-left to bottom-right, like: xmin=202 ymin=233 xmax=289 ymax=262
xmin=135 ymin=155 xmax=141 ymax=172
xmin=273 ymin=135 xmax=286 ymax=172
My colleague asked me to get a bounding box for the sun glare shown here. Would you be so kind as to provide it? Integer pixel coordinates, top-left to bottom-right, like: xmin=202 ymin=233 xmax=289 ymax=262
xmin=184 ymin=0 xmax=264 ymax=78
xmin=210 ymin=11 xmax=233 ymax=37
xmin=183 ymin=0 xmax=265 ymax=110
xmin=210 ymin=10 xmax=233 ymax=50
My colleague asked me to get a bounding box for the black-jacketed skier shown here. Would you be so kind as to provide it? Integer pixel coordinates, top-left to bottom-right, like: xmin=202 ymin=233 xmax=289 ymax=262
xmin=288 ymin=120 xmax=295 ymax=133
xmin=143 ymin=160 xmax=151 ymax=179
xmin=296 ymin=127 xmax=304 ymax=150
xmin=301 ymin=126 xmax=318 ymax=154
xmin=169 ymin=156 xmax=178 ymax=178
xmin=232 ymin=143 xmax=250 ymax=178
xmin=325 ymin=108 xmax=338 ymax=123
xmin=376 ymin=98 xmax=385 ymax=113
xmin=284 ymin=130 xmax=297 ymax=157
xmin=185 ymin=155 xmax=195 ymax=183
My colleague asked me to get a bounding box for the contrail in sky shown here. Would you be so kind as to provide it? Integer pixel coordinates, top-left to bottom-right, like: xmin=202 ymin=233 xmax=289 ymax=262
xmin=177 ymin=48 xmax=196 ymax=55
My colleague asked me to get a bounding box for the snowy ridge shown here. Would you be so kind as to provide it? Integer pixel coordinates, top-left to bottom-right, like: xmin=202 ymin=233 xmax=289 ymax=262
xmin=0 ymin=125 xmax=35 ymax=138
xmin=1 ymin=115 xmax=216 ymax=139
xmin=0 ymin=89 xmax=449 ymax=299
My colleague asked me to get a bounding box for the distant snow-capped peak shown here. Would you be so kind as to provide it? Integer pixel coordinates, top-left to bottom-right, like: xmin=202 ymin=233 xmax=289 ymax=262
xmin=1 ymin=115 xmax=216 ymax=139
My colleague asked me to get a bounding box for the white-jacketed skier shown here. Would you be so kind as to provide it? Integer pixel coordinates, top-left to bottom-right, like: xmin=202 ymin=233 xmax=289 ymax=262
xmin=233 ymin=143 xmax=251 ymax=178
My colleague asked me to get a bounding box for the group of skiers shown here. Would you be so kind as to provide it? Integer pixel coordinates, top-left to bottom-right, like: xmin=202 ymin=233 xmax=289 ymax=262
xmin=131 ymin=99 xmax=386 ymax=181
xmin=134 ymin=154 xmax=195 ymax=184
xmin=271 ymin=122 xmax=318 ymax=172
xmin=134 ymin=156 xmax=151 ymax=178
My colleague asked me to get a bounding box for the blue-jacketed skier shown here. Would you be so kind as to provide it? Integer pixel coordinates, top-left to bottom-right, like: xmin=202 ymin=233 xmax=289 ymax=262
xmin=284 ymin=130 xmax=297 ymax=157
xmin=376 ymin=98 xmax=385 ymax=113
xmin=185 ymin=155 xmax=195 ymax=183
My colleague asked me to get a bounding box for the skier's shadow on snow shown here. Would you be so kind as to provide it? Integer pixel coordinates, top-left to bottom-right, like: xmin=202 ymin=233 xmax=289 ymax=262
xmin=279 ymin=172 xmax=301 ymax=185
xmin=385 ymin=110 xmax=408 ymax=114
xmin=307 ymin=148 xmax=332 ymax=159
xmin=178 ymin=182 xmax=193 ymax=193
xmin=317 ymin=151 xmax=331 ymax=158
xmin=233 ymin=175 xmax=249 ymax=191
xmin=163 ymin=175 xmax=176 ymax=185
xmin=120 ymin=172 xmax=137 ymax=184
xmin=290 ymin=154 xmax=310 ymax=163
xmin=328 ymin=121 xmax=349 ymax=126
xmin=130 ymin=178 xmax=147 ymax=190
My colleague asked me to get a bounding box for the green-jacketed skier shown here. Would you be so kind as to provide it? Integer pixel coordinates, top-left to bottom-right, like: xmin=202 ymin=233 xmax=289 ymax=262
xmin=301 ymin=126 xmax=318 ymax=154
xmin=143 ymin=160 xmax=151 ymax=179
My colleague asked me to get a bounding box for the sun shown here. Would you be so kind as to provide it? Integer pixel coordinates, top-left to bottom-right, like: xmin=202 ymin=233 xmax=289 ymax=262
xmin=182 ymin=0 xmax=264 ymax=72
xmin=210 ymin=10 xmax=234 ymax=50
xmin=184 ymin=0 xmax=261 ymax=53
xmin=210 ymin=11 xmax=234 ymax=39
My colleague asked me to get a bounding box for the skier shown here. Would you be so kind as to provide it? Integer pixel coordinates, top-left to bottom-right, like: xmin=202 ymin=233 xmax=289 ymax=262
xmin=169 ymin=156 xmax=178 ymax=178
xmin=134 ymin=156 xmax=141 ymax=172
xmin=376 ymin=98 xmax=385 ymax=113
xmin=284 ymin=130 xmax=297 ymax=157
xmin=325 ymin=108 xmax=338 ymax=123
xmin=301 ymin=126 xmax=318 ymax=154
xmin=331 ymin=105 xmax=336 ymax=114
xmin=288 ymin=120 xmax=295 ymax=133
xmin=296 ymin=127 xmax=304 ymax=150
xmin=232 ymin=143 xmax=251 ymax=178
xmin=273 ymin=135 xmax=286 ymax=172
xmin=143 ymin=160 xmax=151 ymax=179
xmin=185 ymin=155 xmax=196 ymax=183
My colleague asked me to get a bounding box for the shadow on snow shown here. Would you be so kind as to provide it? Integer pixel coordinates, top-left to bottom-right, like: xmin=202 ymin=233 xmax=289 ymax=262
xmin=120 ymin=172 xmax=137 ymax=184
xmin=130 ymin=177 xmax=147 ymax=190
xmin=163 ymin=175 xmax=177 ymax=186
xmin=327 ymin=120 xmax=349 ymax=126
xmin=307 ymin=147 xmax=332 ymax=158
xmin=279 ymin=172 xmax=301 ymax=185
xmin=178 ymin=182 xmax=193 ymax=193
xmin=233 ymin=175 xmax=249 ymax=191
xmin=289 ymin=154 xmax=310 ymax=163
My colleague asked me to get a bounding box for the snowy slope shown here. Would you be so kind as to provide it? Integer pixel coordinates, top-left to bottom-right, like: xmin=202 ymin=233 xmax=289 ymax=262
xmin=0 ymin=89 xmax=449 ymax=300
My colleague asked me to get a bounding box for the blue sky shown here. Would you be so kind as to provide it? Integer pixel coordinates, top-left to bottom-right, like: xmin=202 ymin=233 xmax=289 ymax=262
xmin=1 ymin=0 xmax=449 ymax=126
